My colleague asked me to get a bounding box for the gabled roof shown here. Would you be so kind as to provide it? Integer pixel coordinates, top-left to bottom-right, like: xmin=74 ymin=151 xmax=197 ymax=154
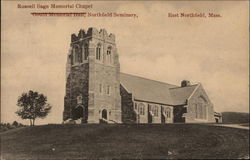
xmin=169 ymin=85 xmax=199 ymax=105
xmin=120 ymin=72 xmax=199 ymax=106
xmin=120 ymin=73 xmax=177 ymax=105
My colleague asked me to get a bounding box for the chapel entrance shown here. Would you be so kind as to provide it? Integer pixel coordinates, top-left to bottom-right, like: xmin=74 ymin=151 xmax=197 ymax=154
xmin=102 ymin=109 xmax=108 ymax=120
xmin=100 ymin=109 xmax=108 ymax=124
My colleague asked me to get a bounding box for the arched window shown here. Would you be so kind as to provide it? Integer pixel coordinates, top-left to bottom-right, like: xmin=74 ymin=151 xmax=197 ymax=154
xmin=73 ymin=45 xmax=82 ymax=63
xmin=107 ymin=46 xmax=112 ymax=64
xmin=96 ymin=44 xmax=101 ymax=60
xmin=84 ymin=44 xmax=89 ymax=60
xmin=152 ymin=105 xmax=158 ymax=116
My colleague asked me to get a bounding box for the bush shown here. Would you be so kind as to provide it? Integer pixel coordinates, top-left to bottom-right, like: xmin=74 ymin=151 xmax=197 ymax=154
xmin=0 ymin=121 xmax=26 ymax=133
xmin=12 ymin=121 xmax=19 ymax=127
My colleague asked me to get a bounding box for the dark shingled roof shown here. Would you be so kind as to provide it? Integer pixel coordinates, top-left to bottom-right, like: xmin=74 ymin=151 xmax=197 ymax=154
xmin=169 ymin=85 xmax=198 ymax=105
xmin=120 ymin=73 xmax=198 ymax=106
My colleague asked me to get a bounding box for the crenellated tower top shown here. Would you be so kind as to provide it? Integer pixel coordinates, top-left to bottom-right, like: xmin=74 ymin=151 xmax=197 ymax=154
xmin=71 ymin=27 xmax=116 ymax=44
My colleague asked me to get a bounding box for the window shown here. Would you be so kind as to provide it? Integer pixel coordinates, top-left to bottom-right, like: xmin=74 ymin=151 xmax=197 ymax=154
xmin=99 ymin=84 xmax=102 ymax=93
xmin=153 ymin=106 xmax=158 ymax=116
xmin=96 ymin=44 xmax=101 ymax=60
xmin=167 ymin=110 xmax=171 ymax=118
xmin=107 ymin=46 xmax=112 ymax=64
xmin=84 ymin=44 xmax=88 ymax=60
xmin=106 ymin=85 xmax=111 ymax=95
xmin=163 ymin=108 xmax=171 ymax=118
xmin=195 ymin=97 xmax=207 ymax=119
xmin=77 ymin=95 xmax=82 ymax=104
xmin=138 ymin=103 xmax=145 ymax=115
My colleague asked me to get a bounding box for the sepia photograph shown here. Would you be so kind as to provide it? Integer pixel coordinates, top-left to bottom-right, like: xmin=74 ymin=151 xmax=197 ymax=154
xmin=1 ymin=0 xmax=249 ymax=159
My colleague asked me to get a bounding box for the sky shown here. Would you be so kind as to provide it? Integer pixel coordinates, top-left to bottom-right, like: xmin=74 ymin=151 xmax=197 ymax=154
xmin=1 ymin=1 xmax=249 ymax=125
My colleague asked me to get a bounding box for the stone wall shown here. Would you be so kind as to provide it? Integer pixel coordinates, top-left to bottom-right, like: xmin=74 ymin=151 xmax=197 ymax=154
xmin=173 ymin=105 xmax=186 ymax=123
xmin=64 ymin=28 xmax=122 ymax=124
xmin=185 ymin=84 xmax=215 ymax=123
xmin=135 ymin=102 xmax=174 ymax=124
xmin=120 ymin=85 xmax=136 ymax=123
xmin=63 ymin=63 xmax=89 ymax=121
xmin=87 ymin=29 xmax=121 ymax=123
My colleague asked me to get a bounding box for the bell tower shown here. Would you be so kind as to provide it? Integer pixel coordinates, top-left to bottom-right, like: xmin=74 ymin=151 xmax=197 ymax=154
xmin=63 ymin=27 xmax=121 ymax=123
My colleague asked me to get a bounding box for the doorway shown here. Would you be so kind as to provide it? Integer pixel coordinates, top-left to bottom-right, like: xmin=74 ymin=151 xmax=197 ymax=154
xmin=100 ymin=109 xmax=108 ymax=124
xmin=102 ymin=109 xmax=108 ymax=119
xmin=72 ymin=106 xmax=83 ymax=120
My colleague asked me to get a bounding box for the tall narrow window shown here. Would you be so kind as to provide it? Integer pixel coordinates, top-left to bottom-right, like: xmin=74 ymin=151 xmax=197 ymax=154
xmin=96 ymin=44 xmax=101 ymax=60
xmin=84 ymin=44 xmax=88 ymax=60
xmin=106 ymin=85 xmax=111 ymax=95
xmin=167 ymin=110 xmax=171 ymax=118
xmin=153 ymin=106 xmax=158 ymax=116
xmin=107 ymin=46 xmax=112 ymax=64
xmin=99 ymin=84 xmax=102 ymax=93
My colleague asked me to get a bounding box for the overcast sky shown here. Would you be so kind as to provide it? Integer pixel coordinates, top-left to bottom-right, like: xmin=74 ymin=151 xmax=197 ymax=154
xmin=1 ymin=1 xmax=249 ymax=125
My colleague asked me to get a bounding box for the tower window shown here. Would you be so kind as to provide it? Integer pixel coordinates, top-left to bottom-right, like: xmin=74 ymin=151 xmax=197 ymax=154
xmin=99 ymin=84 xmax=102 ymax=93
xmin=96 ymin=44 xmax=101 ymax=60
xmin=106 ymin=85 xmax=111 ymax=95
xmin=107 ymin=46 xmax=112 ymax=64
xmin=84 ymin=44 xmax=88 ymax=60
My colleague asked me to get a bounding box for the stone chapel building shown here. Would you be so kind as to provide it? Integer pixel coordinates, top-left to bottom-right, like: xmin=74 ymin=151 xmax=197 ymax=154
xmin=63 ymin=27 xmax=221 ymax=124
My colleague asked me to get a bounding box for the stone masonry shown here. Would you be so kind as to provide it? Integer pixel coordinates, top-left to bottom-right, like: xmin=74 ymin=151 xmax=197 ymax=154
xmin=63 ymin=28 xmax=121 ymax=123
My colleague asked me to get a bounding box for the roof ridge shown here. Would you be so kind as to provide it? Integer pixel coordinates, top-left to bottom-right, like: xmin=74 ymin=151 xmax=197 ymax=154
xmin=120 ymin=72 xmax=178 ymax=87
xmin=169 ymin=84 xmax=199 ymax=90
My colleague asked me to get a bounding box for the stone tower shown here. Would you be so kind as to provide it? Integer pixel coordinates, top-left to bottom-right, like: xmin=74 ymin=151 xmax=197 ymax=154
xmin=63 ymin=27 xmax=121 ymax=123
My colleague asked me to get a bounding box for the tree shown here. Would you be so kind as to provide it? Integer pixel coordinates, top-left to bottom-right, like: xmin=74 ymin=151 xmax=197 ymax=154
xmin=16 ymin=90 xmax=52 ymax=126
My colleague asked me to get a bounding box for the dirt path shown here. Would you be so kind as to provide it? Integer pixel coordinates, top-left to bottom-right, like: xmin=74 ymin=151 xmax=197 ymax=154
xmin=211 ymin=124 xmax=249 ymax=130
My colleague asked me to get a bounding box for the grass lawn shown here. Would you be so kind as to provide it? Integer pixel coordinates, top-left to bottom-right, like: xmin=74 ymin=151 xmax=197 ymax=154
xmin=1 ymin=124 xmax=249 ymax=159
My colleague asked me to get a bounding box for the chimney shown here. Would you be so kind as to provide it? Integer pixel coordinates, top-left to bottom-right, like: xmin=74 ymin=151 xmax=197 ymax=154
xmin=181 ymin=80 xmax=191 ymax=87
